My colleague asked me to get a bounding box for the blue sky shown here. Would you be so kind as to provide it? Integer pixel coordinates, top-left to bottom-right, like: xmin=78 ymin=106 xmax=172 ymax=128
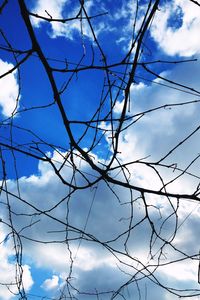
xmin=1 ymin=0 xmax=200 ymax=299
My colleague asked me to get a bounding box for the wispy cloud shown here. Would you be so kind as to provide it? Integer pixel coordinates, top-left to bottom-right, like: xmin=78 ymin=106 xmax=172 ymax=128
xmin=30 ymin=0 xmax=107 ymax=41
xmin=30 ymin=0 xmax=200 ymax=57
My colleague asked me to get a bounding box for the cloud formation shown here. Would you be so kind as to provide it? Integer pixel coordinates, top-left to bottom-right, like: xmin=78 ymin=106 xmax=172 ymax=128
xmin=0 ymin=225 xmax=33 ymax=299
xmin=30 ymin=0 xmax=105 ymax=41
xmin=29 ymin=0 xmax=200 ymax=58
xmin=0 ymin=59 xmax=19 ymax=117
xmin=2 ymin=1 xmax=200 ymax=299
xmin=151 ymin=0 xmax=200 ymax=56
xmin=3 ymin=58 xmax=200 ymax=295
xmin=41 ymin=275 xmax=59 ymax=291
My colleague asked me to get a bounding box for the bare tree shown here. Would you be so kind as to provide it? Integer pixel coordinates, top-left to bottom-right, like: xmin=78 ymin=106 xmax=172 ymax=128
xmin=1 ymin=0 xmax=200 ymax=299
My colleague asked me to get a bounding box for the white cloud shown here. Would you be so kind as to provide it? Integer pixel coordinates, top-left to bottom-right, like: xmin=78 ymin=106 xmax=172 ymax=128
xmin=30 ymin=0 xmax=200 ymax=57
xmin=2 ymin=141 xmax=200 ymax=298
xmin=102 ymin=61 xmax=200 ymax=290
xmin=159 ymin=258 xmax=199 ymax=291
xmin=30 ymin=0 xmax=106 ymax=41
xmin=2 ymin=58 xmax=200 ymax=298
xmin=113 ymin=60 xmax=200 ymax=171
xmin=31 ymin=0 xmax=66 ymax=28
xmin=31 ymin=0 xmax=75 ymax=39
xmin=32 ymin=242 xmax=116 ymax=275
xmin=1 ymin=1 xmax=200 ymax=299
xmin=0 ymin=59 xmax=19 ymax=117
xmin=21 ymin=265 xmax=34 ymax=293
xmin=0 ymin=225 xmax=33 ymax=299
xmin=41 ymin=275 xmax=59 ymax=291
xmin=151 ymin=0 xmax=200 ymax=56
